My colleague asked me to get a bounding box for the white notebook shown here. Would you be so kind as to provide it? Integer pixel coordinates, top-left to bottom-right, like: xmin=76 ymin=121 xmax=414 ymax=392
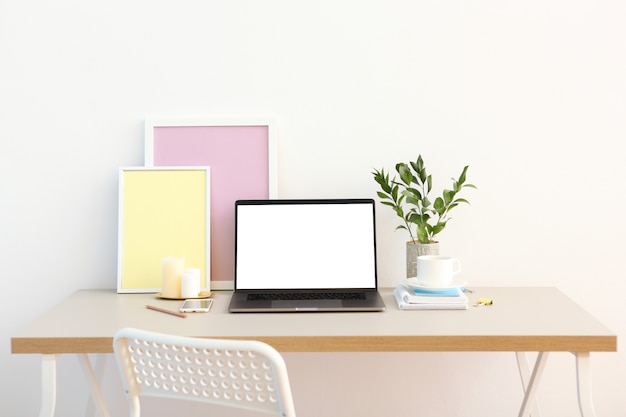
xmin=394 ymin=284 xmax=468 ymax=310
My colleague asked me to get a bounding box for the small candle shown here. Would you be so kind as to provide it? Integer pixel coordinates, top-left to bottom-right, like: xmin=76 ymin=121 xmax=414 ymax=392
xmin=181 ymin=268 xmax=201 ymax=298
xmin=161 ymin=257 xmax=185 ymax=298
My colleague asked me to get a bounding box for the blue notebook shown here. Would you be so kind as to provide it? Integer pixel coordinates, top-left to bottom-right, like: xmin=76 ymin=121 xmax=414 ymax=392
xmin=411 ymin=287 xmax=462 ymax=297
xmin=394 ymin=284 xmax=468 ymax=310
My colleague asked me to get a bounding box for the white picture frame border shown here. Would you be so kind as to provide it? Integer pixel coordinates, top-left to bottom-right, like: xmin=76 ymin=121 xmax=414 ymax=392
xmin=117 ymin=166 xmax=211 ymax=293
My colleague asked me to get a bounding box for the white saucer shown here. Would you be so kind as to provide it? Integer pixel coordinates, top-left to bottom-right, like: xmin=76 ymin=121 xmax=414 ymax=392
xmin=405 ymin=278 xmax=467 ymax=290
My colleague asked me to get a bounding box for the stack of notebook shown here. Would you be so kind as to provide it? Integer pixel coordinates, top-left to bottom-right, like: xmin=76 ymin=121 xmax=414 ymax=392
xmin=394 ymin=282 xmax=468 ymax=310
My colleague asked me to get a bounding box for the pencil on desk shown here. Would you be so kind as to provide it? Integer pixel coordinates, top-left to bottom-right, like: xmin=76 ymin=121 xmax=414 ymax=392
xmin=146 ymin=304 xmax=187 ymax=318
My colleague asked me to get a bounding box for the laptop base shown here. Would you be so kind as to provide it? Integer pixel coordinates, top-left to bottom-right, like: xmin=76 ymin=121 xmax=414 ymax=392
xmin=228 ymin=290 xmax=386 ymax=313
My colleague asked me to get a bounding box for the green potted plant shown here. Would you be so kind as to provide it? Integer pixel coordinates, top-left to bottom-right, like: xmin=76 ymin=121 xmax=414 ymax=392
xmin=372 ymin=155 xmax=476 ymax=278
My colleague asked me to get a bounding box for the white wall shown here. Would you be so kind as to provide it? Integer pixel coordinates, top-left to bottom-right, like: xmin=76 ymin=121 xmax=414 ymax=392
xmin=2 ymin=0 xmax=625 ymax=415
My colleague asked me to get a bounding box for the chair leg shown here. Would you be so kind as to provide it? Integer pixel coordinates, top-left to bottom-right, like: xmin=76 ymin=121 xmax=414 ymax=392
xmin=130 ymin=397 xmax=141 ymax=417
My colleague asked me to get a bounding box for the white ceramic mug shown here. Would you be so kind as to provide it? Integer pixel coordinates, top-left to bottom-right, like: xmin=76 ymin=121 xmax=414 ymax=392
xmin=416 ymin=255 xmax=461 ymax=286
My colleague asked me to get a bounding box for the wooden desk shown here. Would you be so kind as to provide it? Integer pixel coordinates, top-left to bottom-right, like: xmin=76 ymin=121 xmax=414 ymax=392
xmin=11 ymin=287 xmax=617 ymax=417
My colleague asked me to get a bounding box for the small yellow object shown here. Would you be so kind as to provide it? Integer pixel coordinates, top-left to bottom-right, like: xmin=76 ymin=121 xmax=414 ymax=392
xmin=477 ymin=297 xmax=493 ymax=306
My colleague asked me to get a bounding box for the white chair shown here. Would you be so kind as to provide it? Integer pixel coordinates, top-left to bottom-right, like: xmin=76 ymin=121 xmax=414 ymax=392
xmin=113 ymin=327 xmax=297 ymax=417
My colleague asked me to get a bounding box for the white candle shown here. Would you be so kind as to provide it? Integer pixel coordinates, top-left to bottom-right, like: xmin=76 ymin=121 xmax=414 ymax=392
xmin=181 ymin=268 xmax=201 ymax=298
xmin=161 ymin=257 xmax=185 ymax=298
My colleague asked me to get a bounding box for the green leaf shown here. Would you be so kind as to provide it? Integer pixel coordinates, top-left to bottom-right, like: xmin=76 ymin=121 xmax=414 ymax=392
xmin=434 ymin=197 xmax=444 ymax=210
xmin=391 ymin=184 xmax=398 ymax=201
xmin=458 ymin=165 xmax=469 ymax=185
xmin=405 ymin=196 xmax=420 ymax=206
xmin=373 ymin=169 xmax=393 ymax=193
xmin=404 ymin=186 xmax=420 ymax=196
xmin=433 ymin=197 xmax=446 ymax=216
xmin=443 ymin=189 xmax=455 ymax=205
xmin=431 ymin=221 xmax=447 ymax=236
xmin=405 ymin=187 xmax=421 ymax=197
xmin=397 ymin=163 xmax=412 ymax=185
xmin=416 ymin=212 xmax=430 ymax=224
xmin=411 ymin=155 xmax=424 ymax=174
xmin=416 ymin=226 xmax=429 ymax=244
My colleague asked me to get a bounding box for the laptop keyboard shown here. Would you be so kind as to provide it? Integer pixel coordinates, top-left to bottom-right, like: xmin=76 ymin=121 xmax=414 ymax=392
xmin=247 ymin=292 xmax=366 ymax=301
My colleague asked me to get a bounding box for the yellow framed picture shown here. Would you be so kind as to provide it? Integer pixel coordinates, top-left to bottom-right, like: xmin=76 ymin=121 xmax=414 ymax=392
xmin=117 ymin=167 xmax=210 ymax=293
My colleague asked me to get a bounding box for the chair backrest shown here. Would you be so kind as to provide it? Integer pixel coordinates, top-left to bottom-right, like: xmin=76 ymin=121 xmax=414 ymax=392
xmin=113 ymin=327 xmax=297 ymax=417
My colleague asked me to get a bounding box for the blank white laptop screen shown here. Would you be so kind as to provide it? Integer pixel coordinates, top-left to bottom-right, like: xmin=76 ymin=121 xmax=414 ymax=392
xmin=235 ymin=200 xmax=377 ymax=290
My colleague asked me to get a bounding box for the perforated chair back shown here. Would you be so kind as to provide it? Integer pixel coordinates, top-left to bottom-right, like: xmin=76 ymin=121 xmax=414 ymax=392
xmin=113 ymin=327 xmax=297 ymax=417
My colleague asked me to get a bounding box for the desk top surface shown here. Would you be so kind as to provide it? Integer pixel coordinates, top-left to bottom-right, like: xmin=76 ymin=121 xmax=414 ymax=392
xmin=11 ymin=287 xmax=616 ymax=354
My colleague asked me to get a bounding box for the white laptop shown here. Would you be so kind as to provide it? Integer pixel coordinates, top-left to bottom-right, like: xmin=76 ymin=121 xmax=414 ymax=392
xmin=228 ymin=199 xmax=386 ymax=312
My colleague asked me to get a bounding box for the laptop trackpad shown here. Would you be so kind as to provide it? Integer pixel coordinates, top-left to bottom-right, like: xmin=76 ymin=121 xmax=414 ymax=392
xmin=272 ymin=300 xmax=343 ymax=309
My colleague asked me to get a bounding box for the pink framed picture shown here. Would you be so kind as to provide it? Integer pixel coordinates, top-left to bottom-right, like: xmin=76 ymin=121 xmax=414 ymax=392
xmin=145 ymin=118 xmax=278 ymax=289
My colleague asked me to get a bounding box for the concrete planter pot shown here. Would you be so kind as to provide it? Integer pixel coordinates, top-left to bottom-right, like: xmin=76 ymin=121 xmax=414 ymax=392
xmin=406 ymin=241 xmax=439 ymax=278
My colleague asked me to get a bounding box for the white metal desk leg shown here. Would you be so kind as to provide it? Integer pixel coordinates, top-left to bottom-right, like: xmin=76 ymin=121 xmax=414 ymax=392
xmin=517 ymin=352 xmax=549 ymax=417
xmin=77 ymin=354 xmax=111 ymax=417
xmin=85 ymin=354 xmax=109 ymax=417
xmin=515 ymin=352 xmax=542 ymax=417
xmin=574 ymin=352 xmax=597 ymax=417
xmin=40 ymin=354 xmax=58 ymax=417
